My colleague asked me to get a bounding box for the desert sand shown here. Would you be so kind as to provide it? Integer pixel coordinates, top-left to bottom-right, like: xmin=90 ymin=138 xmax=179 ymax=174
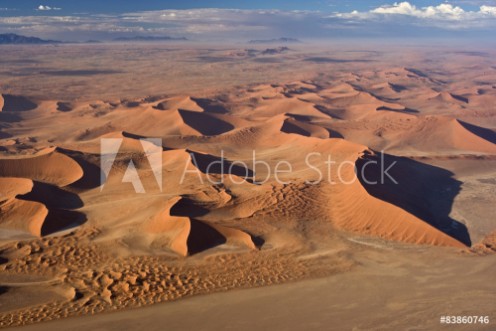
xmin=0 ymin=43 xmax=495 ymax=329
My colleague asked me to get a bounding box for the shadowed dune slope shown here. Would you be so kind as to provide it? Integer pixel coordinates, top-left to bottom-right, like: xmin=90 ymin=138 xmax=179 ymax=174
xmin=1 ymin=94 xmax=38 ymax=112
xmin=356 ymin=152 xmax=470 ymax=245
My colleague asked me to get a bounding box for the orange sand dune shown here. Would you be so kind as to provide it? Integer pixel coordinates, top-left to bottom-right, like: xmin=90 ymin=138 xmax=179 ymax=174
xmin=155 ymin=96 xmax=203 ymax=112
xmin=427 ymin=91 xmax=469 ymax=104
xmin=0 ymin=199 xmax=47 ymax=236
xmin=0 ymin=149 xmax=83 ymax=186
xmin=245 ymin=96 xmax=329 ymax=120
xmin=327 ymin=183 xmax=465 ymax=247
xmin=0 ymin=177 xmax=33 ymax=202
xmin=1 ymin=48 xmax=495 ymax=327
xmin=281 ymin=118 xmax=330 ymax=139
xmin=143 ymin=197 xmax=192 ymax=256
xmin=0 ymin=177 xmax=48 ymax=237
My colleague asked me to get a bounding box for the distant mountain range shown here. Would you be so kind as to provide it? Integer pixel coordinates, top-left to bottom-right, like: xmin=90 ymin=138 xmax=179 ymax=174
xmin=113 ymin=36 xmax=188 ymax=42
xmin=0 ymin=33 xmax=61 ymax=44
xmin=248 ymin=37 xmax=301 ymax=44
xmin=0 ymin=33 xmax=189 ymax=44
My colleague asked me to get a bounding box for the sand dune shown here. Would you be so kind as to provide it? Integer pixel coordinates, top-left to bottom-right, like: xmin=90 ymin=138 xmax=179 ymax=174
xmin=0 ymin=46 xmax=495 ymax=328
xmin=0 ymin=198 xmax=48 ymax=237
xmin=0 ymin=177 xmax=33 ymax=202
xmin=143 ymin=197 xmax=192 ymax=256
xmin=154 ymin=96 xmax=203 ymax=112
xmin=245 ymin=96 xmax=329 ymax=120
xmin=281 ymin=118 xmax=330 ymax=138
xmin=0 ymin=149 xmax=83 ymax=186
xmin=177 ymin=109 xmax=236 ymax=136
xmin=328 ymin=183 xmax=465 ymax=247
xmin=429 ymin=91 xmax=469 ymax=104
xmin=0 ymin=177 xmax=46 ymax=237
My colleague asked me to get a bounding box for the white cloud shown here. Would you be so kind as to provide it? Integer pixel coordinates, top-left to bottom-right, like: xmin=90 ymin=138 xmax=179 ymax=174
xmin=371 ymin=2 xmax=465 ymax=19
xmin=37 ymin=5 xmax=61 ymax=11
xmin=333 ymin=2 xmax=496 ymax=29
xmin=338 ymin=2 xmax=496 ymax=21
xmin=480 ymin=5 xmax=496 ymax=15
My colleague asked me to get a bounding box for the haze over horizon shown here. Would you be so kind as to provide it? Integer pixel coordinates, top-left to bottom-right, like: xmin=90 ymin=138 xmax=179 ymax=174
xmin=0 ymin=0 xmax=495 ymax=41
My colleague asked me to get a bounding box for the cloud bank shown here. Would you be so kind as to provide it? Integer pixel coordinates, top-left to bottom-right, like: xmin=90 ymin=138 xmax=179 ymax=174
xmin=0 ymin=2 xmax=494 ymax=41
xmin=335 ymin=2 xmax=496 ymax=28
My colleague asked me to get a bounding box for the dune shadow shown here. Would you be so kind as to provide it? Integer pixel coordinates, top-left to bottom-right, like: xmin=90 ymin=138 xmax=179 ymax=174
xmin=457 ymin=120 xmax=496 ymax=144
xmin=1 ymin=94 xmax=37 ymax=112
xmin=58 ymin=148 xmax=106 ymax=190
xmin=19 ymin=181 xmax=83 ymax=209
xmin=388 ymin=83 xmax=408 ymax=93
xmin=190 ymin=98 xmax=229 ymax=114
xmin=187 ymin=150 xmax=254 ymax=179
xmin=356 ymin=152 xmax=471 ymax=246
xmin=449 ymin=93 xmax=469 ymax=103
xmin=0 ymin=286 xmax=8 ymax=296
xmin=170 ymin=197 xmax=210 ymax=218
xmin=15 ymin=177 xmax=87 ymax=236
xmin=178 ymin=109 xmax=234 ymax=136
xmin=281 ymin=120 xmax=312 ymax=137
xmin=187 ymin=219 xmax=226 ymax=255
xmin=404 ymin=67 xmax=429 ymax=78
xmin=313 ymin=105 xmax=344 ymax=119
xmin=327 ymin=128 xmax=344 ymax=139
xmin=286 ymin=113 xmax=313 ymax=122
xmin=0 ymin=112 xmax=22 ymax=123
xmin=376 ymin=106 xmax=419 ymax=113
xmin=56 ymin=102 xmax=73 ymax=112
xmin=250 ymin=235 xmax=265 ymax=248
xmin=41 ymin=209 xmax=87 ymax=236
xmin=123 ymin=101 xmax=141 ymax=108
xmin=0 ymin=130 xmax=12 ymax=139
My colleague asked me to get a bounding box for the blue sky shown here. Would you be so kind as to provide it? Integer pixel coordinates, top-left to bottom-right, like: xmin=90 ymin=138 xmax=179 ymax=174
xmin=0 ymin=0 xmax=493 ymax=14
xmin=0 ymin=1 xmax=495 ymax=41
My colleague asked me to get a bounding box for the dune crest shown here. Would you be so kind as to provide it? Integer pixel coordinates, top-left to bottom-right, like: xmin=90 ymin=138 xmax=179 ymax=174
xmin=0 ymin=178 xmax=48 ymax=237
xmin=0 ymin=149 xmax=83 ymax=186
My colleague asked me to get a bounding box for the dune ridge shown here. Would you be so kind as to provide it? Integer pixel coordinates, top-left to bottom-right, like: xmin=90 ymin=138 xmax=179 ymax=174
xmin=1 ymin=55 xmax=495 ymax=327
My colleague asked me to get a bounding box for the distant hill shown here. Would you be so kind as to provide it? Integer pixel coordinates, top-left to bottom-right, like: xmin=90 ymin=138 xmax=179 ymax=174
xmin=261 ymin=47 xmax=290 ymax=55
xmin=113 ymin=36 xmax=188 ymax=42
xmin=248 ymin=37 xmax=301 ymax=44
xmin=0 ymin=33 xmax=61 ymax=44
